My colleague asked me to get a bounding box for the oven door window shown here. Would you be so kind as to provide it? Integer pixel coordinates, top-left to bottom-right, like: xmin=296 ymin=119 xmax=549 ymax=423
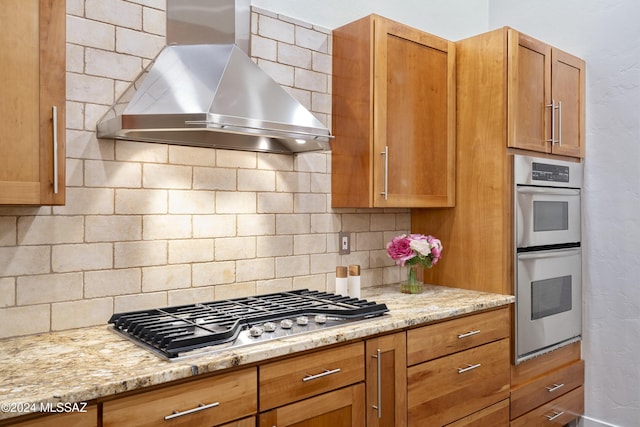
xmin=533 ymin=201 xmax=569 ymax=232
xmin=531 ymin=275 xmax=572 ymax=320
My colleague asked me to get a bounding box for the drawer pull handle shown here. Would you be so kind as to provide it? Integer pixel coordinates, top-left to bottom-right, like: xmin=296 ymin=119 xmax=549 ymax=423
xmin=457 ymin=363 xmax=481 ymax=374
xmin=457 ymin=330 xmax=481 ymax=339
xmin=164 ymin=401 xmax=220 ymax=420
xmin=546 ymin=410 xmax=565 ymax=421
xmin=302 ymin=368 xmax=341 ymax=382
xmin=546 ymin=383 xmax=565 ymax=393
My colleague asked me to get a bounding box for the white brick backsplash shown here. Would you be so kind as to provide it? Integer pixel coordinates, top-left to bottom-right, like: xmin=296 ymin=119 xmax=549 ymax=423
xmin=193 ymin=167 xmax=236 ymax=191
xmin=86 ymin=215 xmax=142 ymax=242
xmin=113 ymin=292 xmax=167 ymax=314
xmin=256 ymin=59 xmax=294 ymax=86
xmin=116 ymin=189 xmax=167 ymax=214
xmin=116 ymin=27 xmax=164 ymax=59
xmin=66 ymin=15 xmax=115 ymax=50
xmin=0 ymin=246 xmax=50 ymax=277
xmin=114 ymin=240 xmax=167 ymax=268
xmin=214 ymin=282 xmax=256 ymax=300
xmin=258 ymin=153 xmax=294 ymax=171
xmin=310 ymin=171 xmax=330 ymax=193
xmin=66 ymin=158 xmax=84 ymax=188
xmin=215 ymin=237 xmax=256 ymax=261
xmin=0 ymin=305 xmax=50 ymax=338
xmin=85 ymin=48 xmax=143 ymax=81
xmin=258 ymin=15 xmax=295 ymax=43
xmin=85 ymin=159 xmax=142 ymax=188
xmin=292 ymin=274 xmax=326 ymax=292
xmin=18 ymin=215 xmax=83 ymax=245
xmin=170 ymin=146 xmax=215 ymax=167
xmin=66 ymin=130 xmax=115 ymax=161
xmin=371 ymin=214 xmax=397 ymax=231
xmin=296 ymin=26 xmax=329 ymax=53
xmin=170 ymin=190 xmax=216 ymax=214
xmin=310 ymin=252 xmax=338 ymax=274
xmin=276 ymin=214 xmax=310 ymax=235
xmin=294 ymin=68 xmax=327 ymax=92
xmin=53 ymin=243 xmax=113 ymax=272
xmin=86 ymin=0 xmax=142 ymax=30
xmin=276 ymin=171 xmax=311 ymax=193
xmin=16 ymin=273 xmax=83 ymax=305
xmin=312 ymin=91 xmax=331 ymax=115
xmin=257 ymin=235 xmax=293 ymax=257
xmin=256 ymin=278 xmax=292 ymax=294
xmin=142 ymin=6 xmax=165 ymax=36
xmin=310 ymin=214 xmax=341 ymax=233
xmin=258 ymin=193 xmax=293 ymax=213
xmin=238 ymin=169 xmax=275 ymax=191
xmin=252 ymin=35 xmax=277 ymax=61
xmin=54 ymin=187 xmax=114 ymax=215
xmin=371 ymin=249 xmax=395 ymax=268
xmin=238 ymin=214 xmax=275 ymax=236
xmin=278 ymin=43 xmax=312 ymax=68
xmin=67 ymin=72 xmax=114 ymax=104
xmin=168 ymin=286 xmax=214 ymax=306
xmin=66 ymin=44 xmax=84 ymax=74
xmin=342 ymin=213 xmax=371 ymax=232
xmin=193 ymin=215 xmax=236 ymax=238
xmin=356 ymin=231 xmax=384 ymax=251
xmin=0 ymin=278 xmax=15 ymax=307
xmin=294 ymin=193 xmax=326 ymax=213
xmin=84 ymin=268 xmax=141 ymax=297
xmin=115 ymin=140 xmax=168 ymax=163
xmin=236 ymin=258 xmax=275 ymax=282
xmin=192 ymin=261 xmax=235 ymax=287
xmin=142 ymin=264 xmax=191 ymax=292
xmin=66 ymin=0 xmax=84 ymax=17
xmin=168 ymin=239 xmax=214 ymax=264
xmin=295 ymin=152 xmax=327 ymax=173
xmin=52 ymin=298 xmax=114 ymax=331
xmin=0 ymin=217 xmax=16 ymax=246
xmin=215 ymin=192 xmax=256 ymax=214
xmin=294 ymin=234 xmax=326 ymax=255
xmin=143 ymin=164 xmax=192 ymax=189
xmin=216 ymin=150 xmax=256 ymax=169
xmin=276 ymin=255 xmax=309 ymax=277
xmin=135 ymin=0 xmax=165 ymax=10
xmin=144 ymin=215 xmax=191 ymax=240
xmin=287 ymin=87 xmax=312 ymax=110
xmin=312 ymin=51 xmax=331 ymax=74
xmin=66 ymin=101 xmax=84 ymax=130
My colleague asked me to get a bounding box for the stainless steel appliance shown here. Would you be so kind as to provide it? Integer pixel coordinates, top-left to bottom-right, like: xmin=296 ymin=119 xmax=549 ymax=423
xmin=109 ymin=289 xmax=388 ymax=361
xmin=514 ymin=155 xmax=583 ymax=364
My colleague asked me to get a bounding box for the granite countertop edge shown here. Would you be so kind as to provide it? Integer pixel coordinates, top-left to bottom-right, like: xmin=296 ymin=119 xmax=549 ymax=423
xmin=0 ymin=284 xmax=514 ymax=421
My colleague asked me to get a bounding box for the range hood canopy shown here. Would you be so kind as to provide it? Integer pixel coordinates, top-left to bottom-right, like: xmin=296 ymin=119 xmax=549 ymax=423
xmin=97 ymin=0 xmax=332 ymax=154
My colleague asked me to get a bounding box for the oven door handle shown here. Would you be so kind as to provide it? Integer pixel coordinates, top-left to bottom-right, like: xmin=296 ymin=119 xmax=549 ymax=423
xmin=517 ymin=248 xmax=581 ymax=260
xmin=516 ymin=186 xmax=580 ymax=196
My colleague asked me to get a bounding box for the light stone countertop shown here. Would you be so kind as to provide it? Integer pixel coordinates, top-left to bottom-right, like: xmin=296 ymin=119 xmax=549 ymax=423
xmin=0 ymin=284 xmax=514 ymax=421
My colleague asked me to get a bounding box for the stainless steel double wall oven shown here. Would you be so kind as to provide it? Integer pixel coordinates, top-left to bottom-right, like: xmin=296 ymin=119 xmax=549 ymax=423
xmin=514 ymin=155 xmax=583 ymax=364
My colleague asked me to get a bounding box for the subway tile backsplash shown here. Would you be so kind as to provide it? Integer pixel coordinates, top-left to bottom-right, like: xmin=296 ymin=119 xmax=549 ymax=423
xmin=0 ymin=2 xmax=410 ymax=338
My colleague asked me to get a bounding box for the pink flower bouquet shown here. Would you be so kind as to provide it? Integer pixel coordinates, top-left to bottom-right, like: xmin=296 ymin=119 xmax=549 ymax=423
xmin=386 ymin=234 xmax=443 ymax=293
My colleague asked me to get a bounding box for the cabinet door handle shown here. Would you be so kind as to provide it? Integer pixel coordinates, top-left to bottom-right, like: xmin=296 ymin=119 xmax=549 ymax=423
xmin=546 ymin=383 xmax=565 ymax=393
xmin=457 ymin=363 xmax=481 ymax=374
xmin=546 ymin=101 xmax=556 ymax=144
xmin=51 ymin=106 xmax=59 ymax=194
xmin=557 ymin=100 xmax=562 ymax=146
xmin=380 ymin=146 xmax=389 ymax=200
xmin=164 ymin=401 xmax=220 ymax=420
xmin=457 ymin=330 xmax=480 ymax=339
xmin=302 ymin=368 xmax=341 ymax=382
xmin=371 ymin=349 xmax=382 ymax=419
xmin=546 ymin=410 xmax=565 ymax=421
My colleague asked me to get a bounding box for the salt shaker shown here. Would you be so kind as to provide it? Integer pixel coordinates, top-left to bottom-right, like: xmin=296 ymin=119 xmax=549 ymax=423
xmin=348 ymin=264 xmax=361 ymax=298
xmin=336 ymin=266 xmax=348 ymax=296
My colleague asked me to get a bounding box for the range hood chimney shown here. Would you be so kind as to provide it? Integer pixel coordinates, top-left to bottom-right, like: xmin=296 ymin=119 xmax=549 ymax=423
xmin=96 ymin=0 xmax=332 ymax=154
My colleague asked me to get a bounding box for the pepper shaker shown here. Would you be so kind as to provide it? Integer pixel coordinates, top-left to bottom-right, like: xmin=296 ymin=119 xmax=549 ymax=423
xmin=348 ymin=264 xmax=361 ymax=298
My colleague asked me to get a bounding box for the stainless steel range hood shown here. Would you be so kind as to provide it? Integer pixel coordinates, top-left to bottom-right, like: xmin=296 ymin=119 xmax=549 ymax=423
xmin=97 ymin=0 xmax=332 ymax=154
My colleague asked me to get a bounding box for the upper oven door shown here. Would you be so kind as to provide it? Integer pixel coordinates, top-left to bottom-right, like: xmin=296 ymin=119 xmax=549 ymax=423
xmin=516 ymin=185 xmax=581 ymax=248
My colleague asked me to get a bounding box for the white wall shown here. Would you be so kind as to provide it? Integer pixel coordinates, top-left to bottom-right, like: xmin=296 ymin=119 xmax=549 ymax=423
xmin=489 ymin=3 xmax=640 ymax=425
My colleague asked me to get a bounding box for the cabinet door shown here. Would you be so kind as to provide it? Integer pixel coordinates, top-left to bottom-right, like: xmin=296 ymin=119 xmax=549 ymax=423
xmin=0 ymin=0 xmax=65 ymax=205
xmin=258 ymin=383 xmax=365 ymax=427
xmin=551 ymin=48 xmax=585 ymax=158
xmin=366 ymin=332 xmax=407 ymax=427
xmin=507 ymin=29 xmax=552 ymax=154
xmin=373 ymin=17 xmax=456 ymax=207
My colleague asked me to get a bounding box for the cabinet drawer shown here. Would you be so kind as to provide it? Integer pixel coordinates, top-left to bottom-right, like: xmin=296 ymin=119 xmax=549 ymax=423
xmin=408 ymin=339 xmax=510 ymax=426
xmin=259 ymin=342 xmax=364 ymax=411
xmin=511 ymin=359 xmax=584 ymax=419
xmin=6 ymin=406 xmax=97 ymax=427
xmin=511 ymin=386 xmax=584 ymax=427
xmin=446 ymin=399 xmax=509 ymax=427
xmin=407 ymin=307 xmax=510 ymax=365
xmin=102 ymin=368 xmax=257 ymax=427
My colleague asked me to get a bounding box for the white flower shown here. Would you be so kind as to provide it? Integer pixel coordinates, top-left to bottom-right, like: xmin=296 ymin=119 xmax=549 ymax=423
xmin=409 ymin=239 xmax=433 ymax=257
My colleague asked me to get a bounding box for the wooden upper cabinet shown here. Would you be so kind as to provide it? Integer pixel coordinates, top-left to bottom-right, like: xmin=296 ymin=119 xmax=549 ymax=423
xmin=0 ymin=0 xmax=66 ymax=205
xmin=508 ymin=29 xmax=585 ymax=158
xmin=332 ymin=14 xmax=456 ymax=208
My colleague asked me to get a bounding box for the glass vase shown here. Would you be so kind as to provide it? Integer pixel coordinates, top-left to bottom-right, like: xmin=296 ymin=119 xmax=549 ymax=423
xmin=401 ymin=265 xmax=423 ymax=294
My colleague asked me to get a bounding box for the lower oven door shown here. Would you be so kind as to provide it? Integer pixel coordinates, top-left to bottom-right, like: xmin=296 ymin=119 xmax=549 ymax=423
xmin=516 ymin=247 xmax=582 ymax=364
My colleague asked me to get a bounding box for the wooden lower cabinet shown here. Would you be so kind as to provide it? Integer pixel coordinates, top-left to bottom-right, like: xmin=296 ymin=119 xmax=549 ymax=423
xmin=219 ymin=417 xmax=256 ymax=427
xmin=1 ymin=406 xmax=97 ymax=427
xmin=511 ymin=386 xmax=584 ymax=427
xmin=102 ymin=368 xmax=257 ymax=427
xmin=446 ymin=399 xmax=510 ymax=427
xmin=365 ymin=332 xmax=407 ymax=427
xmin=258 ymin=383 xmax=365 ymax=427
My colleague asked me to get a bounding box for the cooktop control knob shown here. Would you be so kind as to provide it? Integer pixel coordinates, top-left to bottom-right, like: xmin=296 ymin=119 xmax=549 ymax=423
xmin=296 ymin=316 xmax=309 ymax=326
xmin=249 ymin=326 xmax=264 ymax=337
xmin=280 ymin=319 xmax=293 ymax=329
xmin=314 ymin=314 xmax=327 ymax=324
xmin=263 ymin=321 xmax=277 ymax=332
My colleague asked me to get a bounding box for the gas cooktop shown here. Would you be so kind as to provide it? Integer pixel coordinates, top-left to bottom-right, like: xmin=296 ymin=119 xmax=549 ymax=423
xmin=108 ymin=289 xmax=389 ymax=361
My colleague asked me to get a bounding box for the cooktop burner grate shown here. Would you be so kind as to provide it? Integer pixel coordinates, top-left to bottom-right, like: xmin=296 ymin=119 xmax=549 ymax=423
xmin=108 ymin=289 xmax=388 ymax=360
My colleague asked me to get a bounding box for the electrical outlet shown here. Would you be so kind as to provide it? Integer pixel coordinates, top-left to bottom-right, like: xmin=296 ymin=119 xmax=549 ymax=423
xmin=339 ymin=232 xmax=350 ymax=255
